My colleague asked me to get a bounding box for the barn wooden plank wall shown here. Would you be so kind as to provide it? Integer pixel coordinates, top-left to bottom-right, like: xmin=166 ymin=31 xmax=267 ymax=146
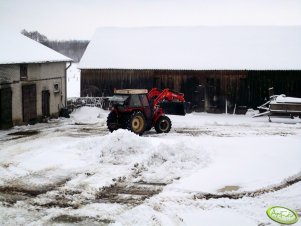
xmin=81 ymin=69 xmax=301 ymax=113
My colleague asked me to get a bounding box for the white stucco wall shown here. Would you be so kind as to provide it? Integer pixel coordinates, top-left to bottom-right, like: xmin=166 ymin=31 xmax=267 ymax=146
xmin=0 ymin=62 xmax=67 ymax=126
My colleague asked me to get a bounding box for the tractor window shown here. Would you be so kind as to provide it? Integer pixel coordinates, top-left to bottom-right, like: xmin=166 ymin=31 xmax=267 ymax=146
xmin=139 ymin=94 xmax=149 ymax=107
xmin=129 ymin=94 xmax=142 ymax=107
xmin=110 ymin=95 xmax=129 ymax=105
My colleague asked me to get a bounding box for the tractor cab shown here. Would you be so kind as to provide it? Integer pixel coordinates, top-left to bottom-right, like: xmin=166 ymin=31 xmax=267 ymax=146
xmin=109 ymin=89 xmax=150 ymax=111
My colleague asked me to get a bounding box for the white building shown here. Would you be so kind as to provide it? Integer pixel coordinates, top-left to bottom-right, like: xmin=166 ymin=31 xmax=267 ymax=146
xmin=0 ymin=32 xmax=72 ymax=129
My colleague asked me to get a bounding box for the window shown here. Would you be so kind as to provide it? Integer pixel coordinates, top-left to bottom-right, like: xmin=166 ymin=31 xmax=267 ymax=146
xmin=129 ymin=94 xmax=142 ymax=107
xmin=20 ymin=64 xmax=28 ymax=80
xmin=139 ymin=94 xmax=149 ymax=107
xmin=53 ymin=83 xmax=60 ymax=93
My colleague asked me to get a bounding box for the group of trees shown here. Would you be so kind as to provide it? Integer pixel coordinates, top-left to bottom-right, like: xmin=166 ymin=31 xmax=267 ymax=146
xmin=21 ymin=29 xmax=89 ymax=62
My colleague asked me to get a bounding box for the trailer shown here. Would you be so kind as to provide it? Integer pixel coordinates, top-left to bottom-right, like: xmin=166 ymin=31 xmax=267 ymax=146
xmin=254 ymin=95 xmax=301 ymax=122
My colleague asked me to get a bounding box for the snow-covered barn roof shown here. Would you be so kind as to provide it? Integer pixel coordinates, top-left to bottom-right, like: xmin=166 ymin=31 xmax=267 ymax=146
xmin=79 ymin=26 xmax=301 ymax=70
xmin=0 ymin=32 xmax=72 ymax=65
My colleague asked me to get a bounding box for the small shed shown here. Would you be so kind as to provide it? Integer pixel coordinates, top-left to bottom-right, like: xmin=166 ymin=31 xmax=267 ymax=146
xmin=79 ymin=26 xmax=301 ymax=113
xmin=0 ymin=32 xmax=72 ymax=129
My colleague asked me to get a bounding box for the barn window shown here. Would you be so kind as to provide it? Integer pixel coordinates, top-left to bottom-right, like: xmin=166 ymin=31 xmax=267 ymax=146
xmin=20 ymin=64 xmax=28 ymax=80
xmin=53 ymin=83 xmax=60 ymax=93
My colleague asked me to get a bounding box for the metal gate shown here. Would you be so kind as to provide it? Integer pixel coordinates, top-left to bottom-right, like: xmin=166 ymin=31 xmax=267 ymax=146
xmin=0 ymin=87 xmax=13 ymax=129
xmin=42 ymin=90 xmax=50 ymax=117
xmin=22 ymin=84 xmax=37 ymax=123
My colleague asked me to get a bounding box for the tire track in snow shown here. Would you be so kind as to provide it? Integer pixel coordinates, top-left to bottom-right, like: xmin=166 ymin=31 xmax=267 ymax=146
xmin=96 ymin=181 xmax=166 ymax=205
xmin=173 ymin=125 xmax=299 ymax=137
xmin=0 ymin=177 xmax=72 ymax=206
xmin=193 ymin=173 xmax=301 ymax=200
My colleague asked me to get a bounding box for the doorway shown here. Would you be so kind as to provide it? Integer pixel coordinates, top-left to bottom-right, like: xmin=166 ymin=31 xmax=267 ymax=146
xmin=0 ymin=88 xmax=13 ymax=129
xmin=42 ymin=90 xmax=50 ymax=117
xmin=22 ymin=84 xmax=37 ymax=123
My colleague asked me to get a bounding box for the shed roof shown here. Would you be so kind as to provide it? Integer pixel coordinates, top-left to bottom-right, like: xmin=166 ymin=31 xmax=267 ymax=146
xmin=0 ymin=32 xmax=72 ymax=65
xmin=79 ymin=26 xmax=301 ymax=71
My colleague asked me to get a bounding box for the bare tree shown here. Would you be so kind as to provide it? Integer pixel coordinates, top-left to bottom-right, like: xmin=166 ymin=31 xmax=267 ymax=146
xmin=21 ymin=29 xmax=48 ymax=43
xmin=20 ymin=29 xmax=89 ymax=62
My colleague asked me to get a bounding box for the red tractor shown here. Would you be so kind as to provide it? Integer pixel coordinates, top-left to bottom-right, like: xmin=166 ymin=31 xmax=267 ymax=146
xmin=107 ymin=88 xmax=186 ymax=135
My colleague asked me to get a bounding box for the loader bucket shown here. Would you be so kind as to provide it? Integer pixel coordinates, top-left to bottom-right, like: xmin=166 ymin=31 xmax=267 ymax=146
xmin=160 ymin=101 xmax=187 ymax=116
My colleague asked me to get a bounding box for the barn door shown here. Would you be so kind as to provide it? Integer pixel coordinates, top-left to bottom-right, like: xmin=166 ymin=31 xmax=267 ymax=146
xmin=0 ymin=88 xmax=13 ymax=129
xmin=194 ymin=84 xmax=205 ymax=112
xmin=22 ymin=84 xmax=37 ymax=123
xmin=42 ymin=90 xmax=50 ymax=117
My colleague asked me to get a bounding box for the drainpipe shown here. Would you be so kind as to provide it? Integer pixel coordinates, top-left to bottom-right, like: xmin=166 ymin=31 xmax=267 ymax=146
xmin=65 ymin=61 xmax=72 ymax=107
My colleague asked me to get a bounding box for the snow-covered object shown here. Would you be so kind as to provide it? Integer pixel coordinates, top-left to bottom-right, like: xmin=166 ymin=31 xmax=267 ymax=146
xmin=79 ymin=26 xmax=301 ymax=70
xmin=273 ymin=95 xmax=301 ymax=104
xmin=0 ymin=32 xmax=72 ymax=64
xmin=70 ymin=106 xmax=107 ymax=124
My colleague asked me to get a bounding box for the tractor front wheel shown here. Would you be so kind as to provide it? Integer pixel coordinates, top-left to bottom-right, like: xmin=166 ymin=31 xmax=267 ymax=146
xmin=155 ymin=116 xmax=171 ymax=133
xmin=128 ymin=112 xmax=146 ymax=135
xmin=107 ymin=111 xmax=119 ymax=132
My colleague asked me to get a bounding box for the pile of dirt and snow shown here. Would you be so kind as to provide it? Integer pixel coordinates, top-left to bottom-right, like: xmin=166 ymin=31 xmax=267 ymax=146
xmin=99 ymin=130 xmax=153 ymax=165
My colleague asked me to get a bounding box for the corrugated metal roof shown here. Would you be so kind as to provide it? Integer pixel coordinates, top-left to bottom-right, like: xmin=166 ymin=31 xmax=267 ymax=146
xmin=79 ymin=26 xmax=301 ymax=70
xmin=0 ymin=32 xmax=72 ymax=64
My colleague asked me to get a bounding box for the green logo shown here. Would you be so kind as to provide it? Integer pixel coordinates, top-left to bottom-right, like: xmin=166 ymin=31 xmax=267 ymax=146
xmin=267 ymin=206 xmax=299 ymax=225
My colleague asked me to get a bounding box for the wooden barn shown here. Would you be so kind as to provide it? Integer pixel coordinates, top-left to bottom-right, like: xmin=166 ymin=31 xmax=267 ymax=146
xmin=0 ymin=32 xmax=72 ymax=129
xmin=79 ymin=27 xmax=301 ymax=113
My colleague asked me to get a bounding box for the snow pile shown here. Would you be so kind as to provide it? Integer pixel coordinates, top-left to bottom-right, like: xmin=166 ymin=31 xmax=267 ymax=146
xmin=99 ymin=130 xmax=210 ymax=184
xmin=70 ymin=106 xmax=107 ymax=124
xmin=245 ymin=109 xmax=259 ymax=117
xmin=139 ymin=138 xmax=209 ymax=183
xmin=99 ymin=129 xmax=154 ymax=165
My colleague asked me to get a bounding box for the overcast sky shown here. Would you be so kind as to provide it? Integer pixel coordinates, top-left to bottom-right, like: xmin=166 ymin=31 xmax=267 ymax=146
xmin=1 ymin=0 xmax=301 ymax=40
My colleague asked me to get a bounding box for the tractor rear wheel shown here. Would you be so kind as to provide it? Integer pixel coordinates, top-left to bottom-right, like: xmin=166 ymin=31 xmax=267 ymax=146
xmin=107 ymin=111 xmax=119 ymax=132
xmin=155 ymin=116 xmax=171 ymax=133
xmin=128 ymin=112 xmax=146 ymax=135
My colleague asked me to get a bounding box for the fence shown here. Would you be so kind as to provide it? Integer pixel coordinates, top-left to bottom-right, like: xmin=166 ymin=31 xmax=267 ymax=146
xmin=67 ymin=97 xmax=111 ymax=112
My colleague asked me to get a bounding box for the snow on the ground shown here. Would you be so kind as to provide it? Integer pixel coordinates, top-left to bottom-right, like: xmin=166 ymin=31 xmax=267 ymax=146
xmin=176 ymin=209 xmax=257 ymax=226
xmin=0 ymin=108 xmax=300 ymax=226
xmin=67 ymin=63 xmax=80 ymax=97
xmin=167 ymin=136 xmax=301 ymax=193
